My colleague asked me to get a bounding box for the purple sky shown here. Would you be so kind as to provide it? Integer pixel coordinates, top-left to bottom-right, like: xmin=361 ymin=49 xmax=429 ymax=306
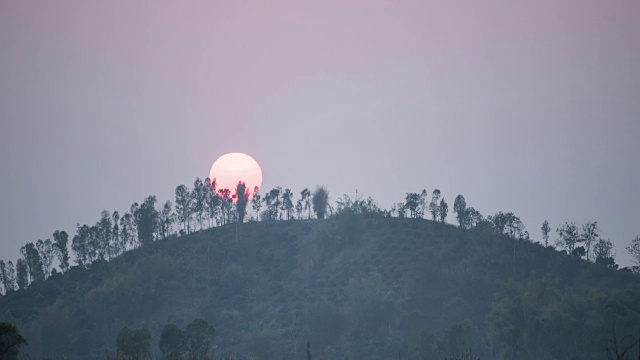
xmin=1 ymin=1 xmax=639 ymax=266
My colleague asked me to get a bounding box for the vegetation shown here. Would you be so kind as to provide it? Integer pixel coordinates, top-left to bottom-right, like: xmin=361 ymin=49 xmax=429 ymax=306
xmin=0 ymin=178 xmax=639 ymax=359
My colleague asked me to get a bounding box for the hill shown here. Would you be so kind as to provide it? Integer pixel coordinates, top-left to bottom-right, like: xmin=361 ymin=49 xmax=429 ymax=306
xmin=1 ymin=214 xmax=639 ymax=359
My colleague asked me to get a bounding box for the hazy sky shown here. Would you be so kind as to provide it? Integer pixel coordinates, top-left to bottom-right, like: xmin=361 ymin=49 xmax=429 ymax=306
xmin=1 ymin=1 xmax=639 ymax=266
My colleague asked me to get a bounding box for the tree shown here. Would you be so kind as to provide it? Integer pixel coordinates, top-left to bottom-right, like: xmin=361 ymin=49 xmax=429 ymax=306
xmin=0 ymin=322 xmax=27 ymax=360
xmin=581 ymin=221 xmax=600 ymax=261
xmin=301 ymin=188 xmax=311 ymax=219
xmin=252 ymin=193 xmax=262 ymax=221
xmin=96 ymin=210 xmax=113 ymax=260
xmin=594 ymin=238 xmax=617 ymax=268
xmin=541 ymin=220 xmax=551 ymax=248
xmin=111 ymin=211 xmax=121 ymax=257
xmin=405 ymin=192 xmax=423 ymax=218
xmin=489 ymin=212 xmax=525 ymax=238
xmin=439 ymin=198 xmax=448 ymax=223
xmin=556 ymin=222 xmax=581 ymax=255
xmin=116 ymin=326 xmax=151 ymax=359
xmin=175 ymin=185 xmax=192 ymax=234
xmin=15 ymin=259 xmax=27 ymax=290
xmin=133 ymin=196 xmax=159 ymax=245
xmin=52 ymin=230 xmax=70 ymax=272
xmin=429 ymin=189 xmax=441 ymax=221
xmin=185 ymin=319 xmax=215 ymax=358
xmin=35 ymin=239 xmax=54 ymax=277
xmin=20 ymin=242 xmax=44 ymax=283
xmin=192 ymin=178 xmax=207 ymax=230
xmin=235 ymin=181 xmax=250 ymax=224
xmin=281 ymin=188 xmax=294 ymax=220
xmin=159 ymin=323 xmax=186 ymax=359
xmin=453 ymin=195 xmax=468 ymax=228
xmin=627 ymin=235 xmax=640 ymax=266
xmin=466 ymin=207 xmax=483 ymax=229
xmin=205 ymin=178 xmax=220 ymax=227
xmin=119 ymin=212 xmax=136 ymax=251
xmin=312 ymin=186 xmax=329 ymax=220
xmin=0 ymin=261 xmax=16 ymax=293
xmin=159 ymin=201 xmax=174 ymax=239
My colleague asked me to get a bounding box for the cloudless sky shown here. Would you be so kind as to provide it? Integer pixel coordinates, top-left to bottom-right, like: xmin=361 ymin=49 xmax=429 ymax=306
xmin=1 ymin=1 xmax=639 ymax=266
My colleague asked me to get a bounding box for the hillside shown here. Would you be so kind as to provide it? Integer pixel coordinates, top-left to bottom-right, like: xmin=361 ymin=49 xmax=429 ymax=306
xmin=1 ymin=215 xmax=639 ymax=359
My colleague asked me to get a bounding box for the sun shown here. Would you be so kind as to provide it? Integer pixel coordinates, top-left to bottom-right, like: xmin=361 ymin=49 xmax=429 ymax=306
xmin=209 ymin=153 xmax=263 ymax=200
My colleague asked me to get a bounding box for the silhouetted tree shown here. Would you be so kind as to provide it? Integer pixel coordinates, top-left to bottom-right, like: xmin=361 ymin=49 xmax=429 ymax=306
xmin=111 ymin=211 xmax=121 ymax=256
xmin=159 ymin=323 xmax=186 ymax=359
xmin=133 ymin=196 xmax=159 ymax=245
xmin=252 ymin=193 xmax=262 ymax=221
xmin=52 ymin=230 xmax=70 ymax=272
xmin=0 ymin=261 xmax=16 ymax=293
xmin=627 ymin=235 xmax=640 ymax=267
xmin=541 ymin=220 xmax=551 ymax=248
xmin=72 ymin=225 xmax=90 ymax=266
xmin=218 ymin=188 xmax=233 ymax=224
xmin=489 ymin=212 xmax=525 ymax=238
xmin=15 ymin=259 xmax=27 ymax=290
xmin=581 ymin=221 xmax=600 ymax=261
xmin=439 ymin=198 xmax=448 ymax=223
xmin=35 ymin=238 xmax=54 ymax=277
xmin=159 ymin=201 xmax=174 ymax=239
xmin=116 ymin=326 xmax=151 ymax=359
xmin=405 ymin=192 xmax=423 ymax=218
xmin=185 ymin=319 xmax=215 ymax=358
xmin=235 ymin=182 xmax=250 ymax=224
xmin=20 ymin=242 xmax=44 ymax=283
xmin=453 ymin=195 xmax=468 ymax=228
xmin=0 ymin=322 xmax=27 ymax=360
xmin=282 ymin=188 xmax=294 ymax=220
xmin=301 ymin=188 xmax=311 ymax=219
xmin=312 ymin=186 xmax=329 ymax=220
xmin=96 ymin=210 xmax=113 ymax=260
xmin=175 ymin=185 xmax=192 ymax=234
xmin=206 ymin=178 xmax=221 ymax=227
xmin=119 ymin=212 xmax=136 ymax=251
xmin=429 ymin=189 xmax=441 ymax=221
xmin=192 ymin=178 xmax=207 ymax=230
xmin=594 ymin=238 xmax=617 ymax=268
xmin=556 ymin=222 xmax=581 ymax=255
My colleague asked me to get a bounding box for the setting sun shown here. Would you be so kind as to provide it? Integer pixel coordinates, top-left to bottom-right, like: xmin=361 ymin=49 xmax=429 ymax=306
xmin=209 ymin=153 xmax=262 ymax=200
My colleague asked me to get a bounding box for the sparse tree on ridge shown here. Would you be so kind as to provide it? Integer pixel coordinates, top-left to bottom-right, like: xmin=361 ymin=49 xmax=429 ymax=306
xmin=429 ymin=189 xmax=441 ymax=221
xmin=119 ymin=212 xmax=135 ymax=251
xmin=295 ymin=196 xmax=304 ymax=219
xmin=405 ymin=192 xmax=423 ymax=218
xmin=556 ymin=222 xmax=581 ymax=255
xmin=15 ymin=259 xmax=28 ymax=290
xmin=111 ymin=211 xmax=121 ymax=257
xmin=20 ymin=242 xmax=44 ymax=283
xmin=235 ymin=181 xmax=250 ymax=224
xmin=205 ymin=178 xmax=221 ymax=227
xmin=159 ymin=201 xmax=174 ymax=239
xmin=312 ymin=186 xmax=330 ymax=219
xmin=35 ymin=239 xmax=54 ymax=277
xmin=282 ymin=188 xmax=294 ymax=220
xmin=192 ymin=178 xmax=207 ymax=230
xmin=627 ymin=235 xmax=640 ymax=267
xmin=0 ymin=261 xmax=16 ymax=293
xmin=593 ymin=238 xmax=617 ymax=268
xmin=439 ymin=198 xmax=448 ymax=223
xmin=251 ymin=193 xmax=262 ymax=221
xmin=175 ymin=185 xmax=192 ymax=234
xmin=96 ymin=210 xmax=113 ymax=260
xmin=133 ymin=196 xmax=160 ymax=245
xmin=581 ymin=221 xmax=600 ymax=261
xmin=52 ymin=230 xmax=70 ymax=273
xmin=453 ymin=195 xmax=468 ymax=228
xmin=301 ymin=188 xmax=311 ymax=219
xmin=541 ymin=220 xmax=551 ymax=248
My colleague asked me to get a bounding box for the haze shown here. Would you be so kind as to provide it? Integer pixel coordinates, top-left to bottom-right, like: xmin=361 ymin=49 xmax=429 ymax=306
xmin=1 ymin=0 xmax=638 ymax=265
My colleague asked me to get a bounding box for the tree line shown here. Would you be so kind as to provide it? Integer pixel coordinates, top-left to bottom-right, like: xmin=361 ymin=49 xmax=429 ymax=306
xmin=1 ymin=179 xmax=639 ymax=295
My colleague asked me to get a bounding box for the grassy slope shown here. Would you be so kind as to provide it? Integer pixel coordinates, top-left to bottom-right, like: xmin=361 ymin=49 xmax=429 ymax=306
xmin=1 ymin=215 xmax=638 ymax=359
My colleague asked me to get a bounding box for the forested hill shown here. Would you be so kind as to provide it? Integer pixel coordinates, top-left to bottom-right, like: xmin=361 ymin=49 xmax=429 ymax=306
xmin=1 ymin=215 xmax=639 ymax=359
